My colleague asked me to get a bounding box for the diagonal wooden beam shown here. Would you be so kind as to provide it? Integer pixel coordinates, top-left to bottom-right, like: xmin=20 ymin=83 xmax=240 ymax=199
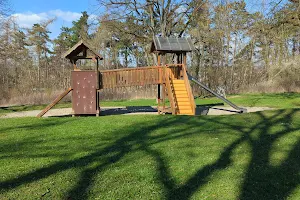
xmin=37 ymin=88 xmax=72 ymax=118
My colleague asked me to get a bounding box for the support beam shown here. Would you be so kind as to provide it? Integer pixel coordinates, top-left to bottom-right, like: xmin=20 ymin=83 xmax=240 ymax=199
xmin=37 ymin=88 xmax=73 ymax=117
xmin=96 ymin=58 xmax=99 ymax=71
xmin=157 ymin=54 xmax=161 ymax=114
xmin=71 ymin=59 xmax=77 ymax=70
xmin=157 ymin=54 xmax=161 ymax=66
xmin=183 ymin=53 xmax=187 ymax=66
xmin=157 ymin=84 xmax=161 ymax=114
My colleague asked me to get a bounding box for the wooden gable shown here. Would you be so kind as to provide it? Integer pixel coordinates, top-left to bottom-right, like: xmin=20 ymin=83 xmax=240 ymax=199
xmin=62 ymin=40 xmax=103 ymax=60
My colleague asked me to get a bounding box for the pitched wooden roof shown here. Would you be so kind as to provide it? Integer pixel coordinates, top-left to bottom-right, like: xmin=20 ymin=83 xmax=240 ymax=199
xmin=151 ymin=36 xmax=195 ymax=53
xmin=62 ymin=39 xmax=103 ymax=60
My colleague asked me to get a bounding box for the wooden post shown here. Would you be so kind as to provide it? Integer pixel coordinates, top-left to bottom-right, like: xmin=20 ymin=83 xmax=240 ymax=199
xmin=96 ymin=58 xmax=99 ymax=71
xmin=161 ymin=53 xmax=166 ymax=113
xmin=157 ymin=54 xmax=161 ymax=66
xmin=71 ymin=59 xmax=77 ymax=70
xmin=157 ymin=53 xmax=161 ymax=114
xmin=157 ymin=84 xmax=161 ymax=114
xmin=183 ymin=53 xmax=187 ymax=66
xmin=163 ymin=76 xmax=166 ymax=113
xmin=181 ymin=53 xmax=186 ymax=78
xmin=176 ymin=53 xmax=182 ymax=79
xmin=176 ymin=53 xmax=181 ymax=64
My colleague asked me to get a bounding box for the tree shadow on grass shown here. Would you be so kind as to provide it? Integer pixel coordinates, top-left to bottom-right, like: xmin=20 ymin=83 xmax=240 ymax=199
xmin=198 ymin=109 xmax=300 ymax=200
xmin=0 ymin=109 xmax=300 ymax=199
xmin=141 ymin=109 xmax=300 ymax=200
xmin=0 ymin=118 xmax=76 ymax=133
xmin=100 ymin=106 xmax=157 ymax=116
xmin=0 ymin=117 xmax=205 ymax=199
xmin=239 ymin=110 xmax=300 ymax=199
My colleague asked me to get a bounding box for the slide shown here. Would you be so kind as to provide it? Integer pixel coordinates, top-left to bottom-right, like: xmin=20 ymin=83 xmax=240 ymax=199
xmin=187 ymin=73 xmax=247 ymax=113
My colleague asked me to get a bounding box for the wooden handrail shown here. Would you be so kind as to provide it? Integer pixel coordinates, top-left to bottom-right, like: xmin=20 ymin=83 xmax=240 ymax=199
xmin=165 ymin=68 xmax=176 ymax=114
xmin=182 ymin=64 xmax=196 ymax=115
xmin=100 ymin=66 xmax=162 ymax=73
xmin=165 ymin=64 xmax=183 ymax=67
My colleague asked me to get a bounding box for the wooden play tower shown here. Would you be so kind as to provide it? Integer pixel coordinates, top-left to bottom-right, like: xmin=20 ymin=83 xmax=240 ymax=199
xmin=151 ymin=37 xmax=195 ymax=115
xmin=37 ymin=37 xmax=197 ymax=117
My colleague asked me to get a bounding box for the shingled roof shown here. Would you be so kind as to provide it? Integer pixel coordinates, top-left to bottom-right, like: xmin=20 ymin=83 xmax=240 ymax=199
xmin=151 ymin=36 xmax=195 ymax=53
xmin=62 ymin=39 xmax=103 ymax=60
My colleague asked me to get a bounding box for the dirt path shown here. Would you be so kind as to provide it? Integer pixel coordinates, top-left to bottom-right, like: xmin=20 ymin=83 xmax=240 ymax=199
xmin=0 ymin=106 xmax=274 ymax=118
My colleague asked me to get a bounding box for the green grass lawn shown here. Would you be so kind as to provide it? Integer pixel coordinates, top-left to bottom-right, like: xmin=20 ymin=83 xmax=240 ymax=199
xmin=195 ymin=92 xmax=300 ymax=109
xmin=0 ymin=109 xmax=300 ymax=199
xmin=1 ymin=93 xmax=300 ymax=116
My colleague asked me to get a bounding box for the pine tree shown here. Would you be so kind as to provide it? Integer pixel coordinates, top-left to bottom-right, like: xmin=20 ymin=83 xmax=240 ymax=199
xmin=27 ymin=20 xmax=53 ymax=85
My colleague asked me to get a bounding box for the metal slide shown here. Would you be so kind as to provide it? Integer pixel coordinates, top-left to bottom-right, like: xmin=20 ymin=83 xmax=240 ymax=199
xmin=187 ymin=73 xmax=247 ymax=113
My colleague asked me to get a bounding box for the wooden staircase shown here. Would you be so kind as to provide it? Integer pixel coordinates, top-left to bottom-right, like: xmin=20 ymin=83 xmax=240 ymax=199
xmin=165 ymin=64 xmax=196 ymax=115
xmin=171 ymin=79 xmax=194 ymax=115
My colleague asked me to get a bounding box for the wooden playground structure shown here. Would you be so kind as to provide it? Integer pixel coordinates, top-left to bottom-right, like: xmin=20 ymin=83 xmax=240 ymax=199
xmin=37 ymin=37 xmax=246 ymax=117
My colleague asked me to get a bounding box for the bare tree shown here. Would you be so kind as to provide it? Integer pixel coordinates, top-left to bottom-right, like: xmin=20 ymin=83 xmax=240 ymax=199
xmin=0 ymin=0 xmax=11 ymax=21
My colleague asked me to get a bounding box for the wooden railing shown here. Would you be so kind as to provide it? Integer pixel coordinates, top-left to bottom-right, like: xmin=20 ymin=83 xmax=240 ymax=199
xmin=100 ymin=66 xmax=165 ymax=89
xmin=165 ymin=67 xmax=177 ymax=114
xmin=182 ymin=64 xmax=196 ymax=115
xmin=166 ymin=64 xmax=183 ymax=80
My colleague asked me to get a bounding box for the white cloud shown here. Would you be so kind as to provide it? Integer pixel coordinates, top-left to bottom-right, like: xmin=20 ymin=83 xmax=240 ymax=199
xmin=11 ymin=10 xmax=83 ymax=28
xmin=10 ymin=10 xmax=99 ymax=39
xmin=48 ymin=10 xmax=81 ymax=22
xmin=12 ymin=12 xmax=48 ymax=28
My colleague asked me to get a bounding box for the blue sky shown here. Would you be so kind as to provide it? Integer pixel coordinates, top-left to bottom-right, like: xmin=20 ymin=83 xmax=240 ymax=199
xmin=10 ymin=0 xmax=100 ymax=39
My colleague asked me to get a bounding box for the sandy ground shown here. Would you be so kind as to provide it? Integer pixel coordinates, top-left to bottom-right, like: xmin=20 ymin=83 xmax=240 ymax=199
xmin=0 ymin=106 xmax=274 ymax=118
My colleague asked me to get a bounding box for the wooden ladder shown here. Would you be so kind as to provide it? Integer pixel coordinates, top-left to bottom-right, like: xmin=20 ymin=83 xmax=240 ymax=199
xmin=37 ymin=88 xmax=72 ymax=117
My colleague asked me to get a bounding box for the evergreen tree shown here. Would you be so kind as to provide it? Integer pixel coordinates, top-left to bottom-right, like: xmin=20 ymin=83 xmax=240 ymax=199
xmin=27 ymin=20 xmax=53 ymax=84
xmin=54 ymin=11 xmax=90 ymax=51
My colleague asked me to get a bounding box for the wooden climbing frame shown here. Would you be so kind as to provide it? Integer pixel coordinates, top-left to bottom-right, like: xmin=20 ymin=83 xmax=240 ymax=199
xmin=37 ymin=37 xmax=197 ymax=117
